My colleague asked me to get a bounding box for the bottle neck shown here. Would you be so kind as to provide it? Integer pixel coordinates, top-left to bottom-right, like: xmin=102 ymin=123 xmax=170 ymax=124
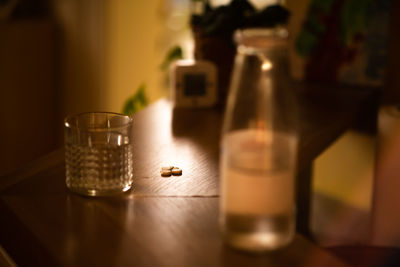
xmin=235 ymin=27 xmax=289 ymax=75
xmin=237 ymin=44 xmax=289 ymax=77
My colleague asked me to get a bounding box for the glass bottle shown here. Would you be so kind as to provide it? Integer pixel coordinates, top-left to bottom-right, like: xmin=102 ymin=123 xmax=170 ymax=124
xmin=220 ymin=28 xmax=298 ymax=252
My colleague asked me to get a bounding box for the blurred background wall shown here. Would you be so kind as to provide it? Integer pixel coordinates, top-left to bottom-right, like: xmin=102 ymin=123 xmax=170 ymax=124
xmin=0 ymin=18 xmax=57 ymax=176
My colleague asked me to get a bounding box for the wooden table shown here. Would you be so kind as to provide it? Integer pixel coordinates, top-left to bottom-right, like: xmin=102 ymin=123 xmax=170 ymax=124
xmin=0 ymin=84 xmax=377 ymax=266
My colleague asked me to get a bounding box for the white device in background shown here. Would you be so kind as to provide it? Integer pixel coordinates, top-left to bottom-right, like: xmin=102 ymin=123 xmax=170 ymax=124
xmin=170 ymin=59 xmax=218 ymax=108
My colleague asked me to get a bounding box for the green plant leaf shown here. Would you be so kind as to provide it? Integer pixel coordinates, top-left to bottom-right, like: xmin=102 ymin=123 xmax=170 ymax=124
xmin=295 ymin=30 xmax=318 ymax=57
xmin=340 ymin=0 xmax=371 ymax=45
xmin=160 ymin=46 xmax=183 ymax=71
xmin=122 ymin=84 xmax=149 ymax=115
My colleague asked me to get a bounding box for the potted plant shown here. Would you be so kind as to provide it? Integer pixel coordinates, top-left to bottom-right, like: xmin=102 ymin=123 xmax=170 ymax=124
xmin=190 ymin=0 xmax=290 ymax=103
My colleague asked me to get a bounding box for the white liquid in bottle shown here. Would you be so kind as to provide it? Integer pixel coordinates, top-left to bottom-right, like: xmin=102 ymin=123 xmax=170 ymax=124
xmin=220 ymin=129 xmax=297 ymax=252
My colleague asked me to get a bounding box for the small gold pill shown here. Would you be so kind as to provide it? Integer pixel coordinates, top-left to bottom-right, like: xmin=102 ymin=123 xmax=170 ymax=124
xmin=161 ymin=166 xmax=174 ymax=170
xmin=161 ymin=169 xmax=172 ymax=177
xmin=171 ymin=167 xmax=182 ymax=175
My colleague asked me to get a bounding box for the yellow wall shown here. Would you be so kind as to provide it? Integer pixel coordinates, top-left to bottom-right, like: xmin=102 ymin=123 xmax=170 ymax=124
xmin=105 ymin=0 xmax=166 ymax=113
xmin=51 ymin=0 xmax=108 ymax=117
xmin=51 ymin=0 xmax=167 ymax=117
xmin=313 ymin=131 xmax=375 ymax=211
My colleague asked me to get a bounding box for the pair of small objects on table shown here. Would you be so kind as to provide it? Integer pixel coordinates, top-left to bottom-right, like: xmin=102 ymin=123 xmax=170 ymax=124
xmin=160 ymin=166 xmax=182 ymax=177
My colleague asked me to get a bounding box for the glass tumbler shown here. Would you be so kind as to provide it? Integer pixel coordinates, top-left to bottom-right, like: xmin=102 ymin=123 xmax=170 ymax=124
xmin=220 ymin=28 xmax=298 ymax=252
xmin=64 ymin=112 xmax=133 ymax=196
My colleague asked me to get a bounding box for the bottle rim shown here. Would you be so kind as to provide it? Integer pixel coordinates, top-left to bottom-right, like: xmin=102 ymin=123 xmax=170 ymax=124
xmin=234 ymin=27 xmax=288 ymax=48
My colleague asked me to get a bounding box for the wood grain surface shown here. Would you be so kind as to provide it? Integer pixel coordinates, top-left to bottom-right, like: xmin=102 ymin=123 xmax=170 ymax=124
xmin=0 ymin=85 xmax=377 ymax=266
xmin=0 ymin=193 xmax=351 ymax=267
xmin=131 ymin=101 xmax=221 ymax=197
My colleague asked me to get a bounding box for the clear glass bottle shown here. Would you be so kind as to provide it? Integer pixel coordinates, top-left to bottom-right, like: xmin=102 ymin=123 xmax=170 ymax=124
xmin=220 ymin=28 xmax=298 ymax=252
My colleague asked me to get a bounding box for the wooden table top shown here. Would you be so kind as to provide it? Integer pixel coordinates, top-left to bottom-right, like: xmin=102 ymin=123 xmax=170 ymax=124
xmin=0 ymin=84 xmax=377 ymax=266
